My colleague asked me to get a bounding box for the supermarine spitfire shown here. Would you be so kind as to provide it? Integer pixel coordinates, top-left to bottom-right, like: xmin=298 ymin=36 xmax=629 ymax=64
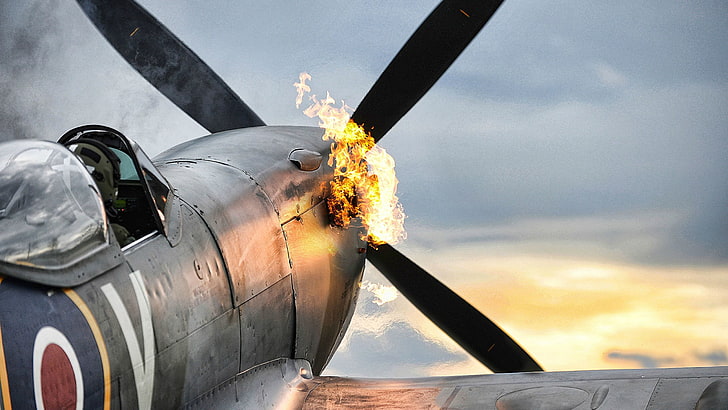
xmin=0 ymin=0 xmax=726 ymax=409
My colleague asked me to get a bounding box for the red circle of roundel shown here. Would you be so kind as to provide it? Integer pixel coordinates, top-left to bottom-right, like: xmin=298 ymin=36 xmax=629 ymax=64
xmin=41 ymin=343 xmax=77 ymax=409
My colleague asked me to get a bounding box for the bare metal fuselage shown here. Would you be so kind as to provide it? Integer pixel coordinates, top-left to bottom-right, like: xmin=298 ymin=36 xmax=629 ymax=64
xmin=2 ymin=126 xmax=726 ymax=409
xmin=0 ymin=125 xmax=365 ymax=408
xmin=152 ymin=125 xmax=367 ymax=377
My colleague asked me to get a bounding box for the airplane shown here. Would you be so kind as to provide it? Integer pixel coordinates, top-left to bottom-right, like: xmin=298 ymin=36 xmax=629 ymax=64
xmin=0 ymin=0 xmax=726 ymax=408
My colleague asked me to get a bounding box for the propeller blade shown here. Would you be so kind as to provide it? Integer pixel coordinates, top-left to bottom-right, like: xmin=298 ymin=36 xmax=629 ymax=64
xmin=351 ymin=0 xmax=504 ymax=143
xmin=366 ymin=244 xmax=542 ymax=373
xmin=76 ymin=0 xmax=265 ymax=132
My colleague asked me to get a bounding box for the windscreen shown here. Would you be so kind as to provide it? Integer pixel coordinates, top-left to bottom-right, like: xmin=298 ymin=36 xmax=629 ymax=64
xmin=0 ymin=140 xmax=108 ymax=269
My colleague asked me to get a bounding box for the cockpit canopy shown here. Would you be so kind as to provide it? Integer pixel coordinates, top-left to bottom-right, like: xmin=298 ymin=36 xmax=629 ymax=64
xmin=59 ymin=125 xmax=174 ymax=241
xmin=0 ymin=140 xmax=110 ymax=271
xmin=0 ymin=125 xmax=177 ymax=287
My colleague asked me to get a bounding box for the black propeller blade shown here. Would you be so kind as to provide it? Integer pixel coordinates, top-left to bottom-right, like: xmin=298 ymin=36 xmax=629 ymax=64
xmin=351 ymin=0 xmax=504 ymax=143
xmin=366 ymin=244 xmax=542 ymax=373
xmin=78 ymin=0 xmax=541 ymax=373
xmin=76 ymin=0 xmax=265 ymax=133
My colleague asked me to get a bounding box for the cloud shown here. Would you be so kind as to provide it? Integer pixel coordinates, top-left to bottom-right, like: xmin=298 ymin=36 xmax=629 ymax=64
xmin=606 ymin=351 xmax=674 ymax=368
xmin=325 ymin=292 xmax=472 ymax=378
xmin=604 ymin=347 xmax=728 ymax=369
xmin=386 ymin=79 xmax=728 ymax=265
xmin=349 ymin=236 xmax=728 ymax=373
xmin=446 ymin=0 xmax=728 ymax=103
xmin=359 ymin=280 xmax=398 ymax=306
xmin=402 ymin=210 xmax=728 ymax=269
xmin=694 ymin=349 xmax=728 ymax=366
xmin=591 ymin=62 xmax=628 ymax=87
xmin=328 ymin=320 xmax=468 ymax=377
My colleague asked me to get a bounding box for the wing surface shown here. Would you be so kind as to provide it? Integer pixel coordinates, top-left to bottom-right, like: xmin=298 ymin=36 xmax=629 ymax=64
xmin=186 ymin=359 xmax=728 ymax=409
xmin=302 ymin=367 xmax=728 ymax=409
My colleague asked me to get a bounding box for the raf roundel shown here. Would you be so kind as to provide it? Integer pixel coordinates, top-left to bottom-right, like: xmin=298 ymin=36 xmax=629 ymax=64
xmin=33 ymin=326 xmax=84 ymax=409
xmin=0 ymin=279 xmax=109 ymax=408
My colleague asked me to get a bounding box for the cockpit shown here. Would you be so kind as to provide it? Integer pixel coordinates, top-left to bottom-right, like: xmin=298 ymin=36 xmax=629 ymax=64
xmin=59 ymin=125 xmax=173 ymax=244
xmin=0 ymin=125 xmax=176 ymax=286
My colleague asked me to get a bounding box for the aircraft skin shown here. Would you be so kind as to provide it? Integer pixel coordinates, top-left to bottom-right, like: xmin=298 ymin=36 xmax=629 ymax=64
xmin=1 ymin=0 xmax=727 ymax=408
xmin=0 ymin=125 xmax=366 ymax=408
xmin=1 ymin=116 xmax=726 ymax=410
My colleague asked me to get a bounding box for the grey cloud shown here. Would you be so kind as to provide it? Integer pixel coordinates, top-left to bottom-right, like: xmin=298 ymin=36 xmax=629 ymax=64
xmin=444 ymin=0 xmax=728 ymax=104
xmin=695 ymin=349 xmax=728 ymax=366
xmin=137 ymin=0 xmax=439 ymax=122
xmin=606 ymin=348 xmax=728 ymax=368
xmin=325 ymin=319 xmax=468 ymax=378
xmin=386 ymin=80 xmax=728 ymax=266
xmin=357 ymin=292 xmax=398 ymax=317
xmin=606 ymin=351 xmax=675 ymax=368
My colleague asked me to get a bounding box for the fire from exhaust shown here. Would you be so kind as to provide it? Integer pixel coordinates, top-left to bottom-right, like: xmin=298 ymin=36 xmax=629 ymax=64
xmin=294 ymin=73 xmax=406 ymax=245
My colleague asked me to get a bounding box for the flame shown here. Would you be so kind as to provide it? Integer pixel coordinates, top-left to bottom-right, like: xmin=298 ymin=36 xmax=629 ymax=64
xmin=294 ymin=72 xmax=311 ymax=109
xmin=295 ymin=73 xmax=406 ymax=245
xmin=360 ymin=280 xmax=398 ymax=306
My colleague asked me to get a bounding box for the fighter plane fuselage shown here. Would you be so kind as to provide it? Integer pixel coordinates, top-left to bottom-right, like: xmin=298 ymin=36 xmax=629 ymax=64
xmin=0 ymin=125 xmax=365 ymax=408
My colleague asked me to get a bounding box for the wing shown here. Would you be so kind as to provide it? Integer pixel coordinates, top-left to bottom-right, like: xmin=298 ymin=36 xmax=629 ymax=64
xmin=302 ymin=368 xmax=728 ymax=409
xmin=185 ymin=358 xmax=728 ymax=409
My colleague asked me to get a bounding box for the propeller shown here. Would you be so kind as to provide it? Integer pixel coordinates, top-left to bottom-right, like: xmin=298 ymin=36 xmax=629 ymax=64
xmin=79 ymin=0 xmax=540 ymax=374
xmin=75 ymin=0 xmax=265 ymax=133
xmin=351 ymin=0 xmax=505 ymax=142
xmin=366 ymin=244 xmax=542 ymax=373
xmin=355 ymin=0 xmax=539 ymax=372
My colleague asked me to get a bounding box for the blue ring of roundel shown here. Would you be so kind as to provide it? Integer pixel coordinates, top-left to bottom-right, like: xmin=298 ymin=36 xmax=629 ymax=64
xmin=0 ymin=279 xmax=106 ymax=408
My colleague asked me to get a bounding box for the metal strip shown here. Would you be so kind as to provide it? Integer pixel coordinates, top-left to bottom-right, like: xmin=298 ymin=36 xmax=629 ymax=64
xmin=441 ymin=386 xmax=461 ymax=409
xmin=65 ymin=288 xmax=111 ymax=410
xmin=0 ymin=278 xmax=11 ymax=410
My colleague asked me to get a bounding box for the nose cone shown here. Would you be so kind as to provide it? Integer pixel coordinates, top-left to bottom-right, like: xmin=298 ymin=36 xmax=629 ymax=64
xmin=283 ymin=200 xmax=367 ymax=374
xmin=155 ymin=125 xmax=368 ymax=373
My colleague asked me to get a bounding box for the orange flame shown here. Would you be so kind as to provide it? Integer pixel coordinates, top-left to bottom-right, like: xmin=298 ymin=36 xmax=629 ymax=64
xmin=295 ymin=73 xmax=406 ymax=245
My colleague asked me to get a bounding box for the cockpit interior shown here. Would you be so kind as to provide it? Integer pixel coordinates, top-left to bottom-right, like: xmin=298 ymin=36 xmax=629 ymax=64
xmin=59 ymin=125 xmax=171 ymax=246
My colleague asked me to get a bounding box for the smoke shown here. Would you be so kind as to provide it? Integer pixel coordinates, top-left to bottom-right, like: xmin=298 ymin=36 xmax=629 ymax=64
xmin=0 ymin=1 xmax=65 ymax=141
xmin=0 ymin=1 xmax=202 ymax=155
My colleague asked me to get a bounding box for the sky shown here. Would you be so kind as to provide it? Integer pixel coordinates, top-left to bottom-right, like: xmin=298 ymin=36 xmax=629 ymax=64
xmin=1 ymin=0 xmax=726 ymax=377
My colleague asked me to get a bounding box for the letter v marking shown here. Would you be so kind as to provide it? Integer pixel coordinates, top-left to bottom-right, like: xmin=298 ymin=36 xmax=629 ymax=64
xmin=101 ymin=270 xmax=155 ymax=410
